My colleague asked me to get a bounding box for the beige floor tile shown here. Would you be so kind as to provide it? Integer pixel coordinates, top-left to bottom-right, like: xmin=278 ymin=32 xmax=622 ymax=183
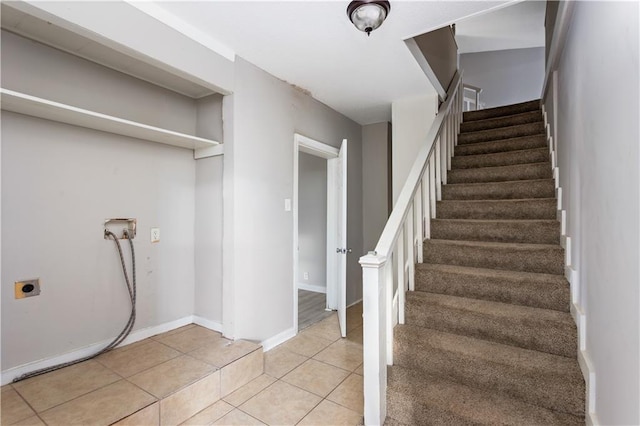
xmin=346 ymin=325 xmax=363 ymax=345
xmin=190 ymin=339 xmax=260 ymax=368
xmin=157 ymin=324 xmax=196 ymax=338
xmin=347 ymin=302 xmax=363 ymax=315
xmin=313 ymin=339 xmax=363 ymax=372
xmin=39 ymin=380 xmax=156 ymax=426
xmin=11 ymin=415 xmax=46 ymax=426
xmin=278 ymin=333 xmax=333 ymax=358
xmin=155 ymin=326 xmax=223 ymax=353
xmin=239 ymin=381 xmax=321 ymax=426
xmin=281 ymin=359 xmax=350 ymax=397
xmin=128 ymin=355 xmax=217 ymax=398
xmin=346 ymin=310 xmax=363 ymax=332
xmin=97 ymin=340 xmax=181 ymax=377
xmin=12 ymin=360 xmax=121 ymax=412
xmin=300 ymin=315 xmax=342 ymax=342
xmin=113 ymin=402 xmax=159 ymax=426
xmin=1 ymin=386 xmax=36 ymax=424
xmin=220 ymin=349 xmax=263 ymax=396
xmin=327 ymin=373 xmax=364 ymax=415
xmin=298 ymin=399 xmax=363 ymax=426
xmin=211 ymin=409 xmax=264 ymax=425
xmin=180 ymin=400 xmax=234 ymax=425
xmin=263 ymin=346 xmax=307 ymax=379
xmin=222 ymin=375 xmax=275 ymax=407
xmin=354 ymin=363 xmax=364 ymax=376
xmin=160 ymin=371 xmax=221 ymax=426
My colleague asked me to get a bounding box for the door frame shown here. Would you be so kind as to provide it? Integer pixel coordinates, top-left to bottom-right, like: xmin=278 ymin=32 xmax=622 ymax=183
xmin=293 ymin=133 xmax=340 ymax=334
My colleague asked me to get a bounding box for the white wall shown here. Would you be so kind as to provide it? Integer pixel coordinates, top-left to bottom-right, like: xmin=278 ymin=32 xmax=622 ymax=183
xmin=460 ymin=47 xmax=545 ymax=108
xmin=298 ymin=152 xmax=327 ymax=290
xmin=391 ymin=94 xmax=438 ymax=205
xmin=0 ymin=33 xmax=201 ymax=372
xmin=362 ymin=122 xmax=391 ymax=252
xmin=544 ymin=2 xmax=639 ymax=423
xmin=223 ymin=58 xmax=363 ymax=343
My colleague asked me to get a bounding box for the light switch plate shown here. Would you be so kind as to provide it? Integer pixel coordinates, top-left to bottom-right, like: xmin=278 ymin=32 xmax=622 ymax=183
xmin=284 ymin=198 xmax=292 ymax=211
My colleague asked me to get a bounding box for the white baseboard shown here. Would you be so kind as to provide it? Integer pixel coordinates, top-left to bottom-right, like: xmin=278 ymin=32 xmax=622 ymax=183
xmin=297 ymin=283 xmax=327 ymax=293
xmin=261 ymin=326 xmax=296 ymax=352
xmin=1 ymin=316 xmax=194 ymax=385
xmin=192 ymin=316 xmax=223 ymax=333
xmin=347 ymin=298 xmax=363 ymax=308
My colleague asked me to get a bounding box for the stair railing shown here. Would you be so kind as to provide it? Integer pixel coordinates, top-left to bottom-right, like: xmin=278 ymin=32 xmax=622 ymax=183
xmin=359 ymin=71 xmax=463 ymax=425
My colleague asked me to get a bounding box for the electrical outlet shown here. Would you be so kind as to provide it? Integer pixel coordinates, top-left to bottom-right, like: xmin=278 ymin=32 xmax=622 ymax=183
xmin=151 ymin=227 xmax=160 ymax=243
xmin=15 ymin=278 xmax=40 ymax=299
xmin=303 ymin=272 xmax=309 ymax=280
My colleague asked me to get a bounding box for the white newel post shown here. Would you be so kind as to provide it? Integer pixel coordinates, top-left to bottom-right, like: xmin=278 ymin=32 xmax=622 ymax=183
xmin=360 ymin=252 xmax=388 ymax=426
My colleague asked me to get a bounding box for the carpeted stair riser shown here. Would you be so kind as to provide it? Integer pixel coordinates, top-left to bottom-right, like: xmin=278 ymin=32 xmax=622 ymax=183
xmin=393 ymin=326 xmax=584 ymax=416
xmin=431 ymin=219 xmax=560 ymax=244
xmin=404 ymin=292 xmax=576 ymax=357
xmin=436 ymin=198 xmax=558 ymax=220
xmin=455 ymin=135 xmax=548 ymax=156
xmin=386 ymin=366 xmax=583 ymax=425
xmin=460 ymin=110 xmax=543 ymax=133
xmin=448 ymin=162 xmax=552 ymax=184
xmin=442 ymin=179 xmax=555 ymax=201
xmin=423 ymin=239 xmax=565 ymax=275
xmin=453 ymin=147 xmax=549 ymax=169
xmin=463 ymin=99 xmax=541 ymax=122
xmin=458 ymin=122 xmax=545 ymax=145
xmin=415 ymin=264 xmax=569 ymax=312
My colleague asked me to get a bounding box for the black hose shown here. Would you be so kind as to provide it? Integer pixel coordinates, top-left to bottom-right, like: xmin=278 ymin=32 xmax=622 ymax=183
xmin=13 ymin=230 xmax=137 ymax=382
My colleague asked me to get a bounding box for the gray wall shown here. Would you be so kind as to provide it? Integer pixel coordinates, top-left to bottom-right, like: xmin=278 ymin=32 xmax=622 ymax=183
xmin=194 ymin=156 xmax=224 ymax=324
xmin=0 ymin=32 xmax=203 ymax=371
xmin=460 ymin=47 xmax=545 ymax=108
xmin=414 ymin=26 xmax=458 ymax=94
xmin=544 ymin=2 xmax=639 ymax=423
xmin=223 ymin=58 xmax=363 ymax=342
xmin=298 ymin=152 xmax=327 ymax=289
xmin=362 ymin=122 xmax=391 ymax=252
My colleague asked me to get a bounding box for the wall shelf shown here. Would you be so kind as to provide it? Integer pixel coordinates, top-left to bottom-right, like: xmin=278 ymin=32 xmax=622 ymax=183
xmin=0 ymin=88 xmax=220 ymax=150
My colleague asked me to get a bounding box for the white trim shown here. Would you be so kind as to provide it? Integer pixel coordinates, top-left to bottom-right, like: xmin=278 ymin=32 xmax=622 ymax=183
xmin=347 ymin=298 xmax=363 ymax=308
xmin=261 ymin=327 xmax=296 ymax=352
xmin=192 ymin=316 xmax=224 ymax=333
xmin=1 ymin=316 xmax=194 ymax=385
xmin=297 ymin=283 xmax=327 ymax=294
xmin=194 ymin=144 xmax=224 ymax=160
xmin=125 ymin=1 xmax=236 ymax=62
xmin=542 ymin=1 xmax=576 ymax=99
xmin=404 ymin=38 xmax=447 ymax=100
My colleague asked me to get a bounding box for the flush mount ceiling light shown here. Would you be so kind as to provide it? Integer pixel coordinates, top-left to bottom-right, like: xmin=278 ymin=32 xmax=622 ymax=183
xmin=347 ymin=0 xmax=391 ymax=36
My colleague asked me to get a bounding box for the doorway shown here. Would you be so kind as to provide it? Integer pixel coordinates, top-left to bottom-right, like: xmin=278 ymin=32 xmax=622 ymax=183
xmin=293 ymin=134 xmax=348 ymax=336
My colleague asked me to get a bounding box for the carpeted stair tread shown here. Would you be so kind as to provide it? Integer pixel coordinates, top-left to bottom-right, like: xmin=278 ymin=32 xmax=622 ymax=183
xmin=458 ymin=122 xmax=545 ymax=145
xmin=404 ymin=292 xmax=576 ymax=357
xmin=430 ymin=218 xmax=560 ymax=244
xmin=393 ymin=326 xmax=584 ymax=416
xmin=460 ymin=110 xmax=543 ymax=133
xmin=463 ymin=99 xmax=540 ymax=122
xmin=442 ymin=179 xmax=555 ymax=200
xmin=455 ymin=135 xmax=548 ymax=156
xmin=415 ymin=263 xmax=569 ymax=311
xmin=436 ymin=198 xmax=557 ymax=220
xmin=448 ymin=162 xmax=552 ymax=184
xmin=387 ymin=364 xmax=583 ymax=425
xmin=423 ymin=239 xmax=565 ymax=275
xmin=453 ymin=146 xmax=549 ymax=169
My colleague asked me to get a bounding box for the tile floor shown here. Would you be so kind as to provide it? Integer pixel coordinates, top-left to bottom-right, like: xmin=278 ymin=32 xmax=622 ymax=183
xmin=1 ymin=302 xmax=364 ymax=426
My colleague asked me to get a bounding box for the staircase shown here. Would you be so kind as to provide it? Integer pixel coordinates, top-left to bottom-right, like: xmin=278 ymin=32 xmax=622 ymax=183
xmin=386 ymin=100 xmax=586 ymax=424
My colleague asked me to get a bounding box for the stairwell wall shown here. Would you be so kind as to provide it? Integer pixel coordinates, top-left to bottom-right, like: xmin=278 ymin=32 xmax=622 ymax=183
xmin=544 ymin=2 xmax=639 ymax=423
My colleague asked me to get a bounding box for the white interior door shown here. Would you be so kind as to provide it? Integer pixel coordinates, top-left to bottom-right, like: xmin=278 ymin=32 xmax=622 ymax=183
xmin=336 ymin=139 xmax=348 ymax=338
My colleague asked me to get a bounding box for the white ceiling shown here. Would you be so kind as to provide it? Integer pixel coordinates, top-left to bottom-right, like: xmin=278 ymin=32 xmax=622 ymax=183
xmin=455 ymin=0 xmax=546 ymax=54
xmin=154 ymin=1 xmax=513 ymax=125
